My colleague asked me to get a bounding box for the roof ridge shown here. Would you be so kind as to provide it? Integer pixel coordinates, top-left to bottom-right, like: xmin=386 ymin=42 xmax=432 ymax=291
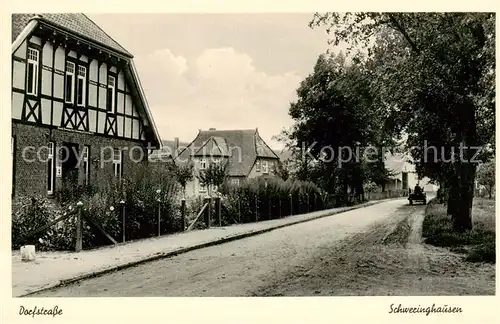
xmin=176 ymin=130 xmax=201 ymax=159
xmin=256 ymin=131 xmax=280 ymax=159
xmin=81 ymin=13 xmax=132 ymax=57
xmin=252 ymin=128 xmax=259 ymax=157
xmin=211 ymin=136 xmax=227 ymax=155
xmin=194 ymin=137 xmax=214 ymax=156
xmin=201 ymin=128 xmax=256 ymax=133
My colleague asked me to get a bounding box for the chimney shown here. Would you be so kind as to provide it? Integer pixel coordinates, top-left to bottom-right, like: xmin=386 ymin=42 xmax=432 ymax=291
xmin=173 ymin=137 xmax=179 ymax=155
xmin=209 ymin=128 xmax=216 ymax=131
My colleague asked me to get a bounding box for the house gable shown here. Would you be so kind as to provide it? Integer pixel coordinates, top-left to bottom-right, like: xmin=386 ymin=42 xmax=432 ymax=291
xmin=194 ymin=136 xmax=230 ymax=157
xmin=255 ymin=130 xmax=279 ymax=159
xmin=176 ymin=128 xmax=279 ymax=177
xmin=11 ymin=14 xmax=161 ymax=148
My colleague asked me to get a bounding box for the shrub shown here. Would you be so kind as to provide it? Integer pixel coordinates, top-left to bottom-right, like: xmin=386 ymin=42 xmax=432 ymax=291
xmin=185 ymin=196 xmax=207 ymax=228
xmin=11 ymin=196 xmax=67 ymax=251
xmin=12 ymin=164 xmax=183 ymax=251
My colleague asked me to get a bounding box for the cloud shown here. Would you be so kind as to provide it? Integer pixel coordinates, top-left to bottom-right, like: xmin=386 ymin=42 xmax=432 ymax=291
xmin=133 ymin=47 xmax=302 ymax=147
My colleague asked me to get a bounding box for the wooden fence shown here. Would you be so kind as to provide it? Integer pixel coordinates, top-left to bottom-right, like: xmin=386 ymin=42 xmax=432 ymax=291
xmin=20 ymin=189 xmax=407 ymax=252
xmin=21 ymin=199 xmax=188 ymax=252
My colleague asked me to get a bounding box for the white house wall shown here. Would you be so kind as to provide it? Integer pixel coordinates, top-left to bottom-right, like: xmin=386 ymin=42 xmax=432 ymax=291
xmin=12 ymin=35 xmax=148 ymax=142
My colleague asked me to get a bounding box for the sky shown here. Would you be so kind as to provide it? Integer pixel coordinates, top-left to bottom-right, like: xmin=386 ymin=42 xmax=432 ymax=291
xmin=89 ymin=14 xmax=332 ymax=149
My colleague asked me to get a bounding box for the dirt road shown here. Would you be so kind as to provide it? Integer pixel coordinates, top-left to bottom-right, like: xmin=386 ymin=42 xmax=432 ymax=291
xmin=30 ymin=198 xmax=495 ymax=297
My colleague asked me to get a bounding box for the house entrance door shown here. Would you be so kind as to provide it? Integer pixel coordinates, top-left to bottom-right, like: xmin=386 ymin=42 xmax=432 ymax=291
xmin=61 ymin=142 xmax=80 ymax=191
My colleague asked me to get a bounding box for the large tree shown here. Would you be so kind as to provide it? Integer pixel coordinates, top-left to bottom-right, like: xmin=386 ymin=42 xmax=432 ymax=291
xmin=281 ymin=52 xmax=395 ymax=202
xmin=310 ymin=12 xmax=495 ymax=231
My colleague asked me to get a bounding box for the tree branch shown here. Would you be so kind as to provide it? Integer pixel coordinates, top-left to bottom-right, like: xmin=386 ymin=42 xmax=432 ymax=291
xmin=387 ymin=14 xmax=420 ymax=55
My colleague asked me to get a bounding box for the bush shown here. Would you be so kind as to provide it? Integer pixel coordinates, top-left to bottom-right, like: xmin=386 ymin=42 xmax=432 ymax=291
xmin=11 ymin=196 xmax=68 ymax=251
xmin=12 ymin=164 xmax=183 ymax=251
xmin=121 ymin=165 xmax=182 ymax=240
xmin=185 ymin=196 xmax=207 ymax=229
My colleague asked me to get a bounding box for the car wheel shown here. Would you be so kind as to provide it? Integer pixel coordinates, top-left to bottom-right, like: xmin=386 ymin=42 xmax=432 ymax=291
xmin=409 ymin=200 xmax=413 ymax=205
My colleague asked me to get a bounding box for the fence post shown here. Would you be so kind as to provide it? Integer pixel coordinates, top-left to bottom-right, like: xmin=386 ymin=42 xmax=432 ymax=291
xmin=278 ymin=198 xmax=282 ymax=218
xmin=75 ymin=201 xmax=83 ymax=252
xmin=215 ymin=196 xmax=221 ymax=227
xmin=237 ymin=199 xmax=241 ymax=223
xmin=157 ymin=189 xmax=162 ymax=236
xmin=120 ymin=200 xmax=126 ymax=243
xmin=290 ymin=193 xmax=293 ymax=216
xmin=204 ymin=197 xmax=211 ymax=228
xmin=255 ymin=194 xmax=259 ymax=222
xmin=181 ymin=198 xmax=186 ymax=231
xmin=306 ymin=194 xmax=310 ymax=213
xmin=269 ymin=197 xmax=272 ymax=219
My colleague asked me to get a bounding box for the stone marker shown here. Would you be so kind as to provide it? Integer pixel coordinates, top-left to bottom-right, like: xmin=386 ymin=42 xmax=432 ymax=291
xmin=20 ymin=245 xmax=36 ymax=262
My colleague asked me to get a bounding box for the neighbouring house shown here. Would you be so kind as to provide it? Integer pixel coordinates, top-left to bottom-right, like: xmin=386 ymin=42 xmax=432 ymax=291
xmin=11 ymin=13 xmax=162 ymax=197
xmin=383 ymin=152 xmax=439 ymax=193
xmin=175 ymin=128 xmax=280 ymax=198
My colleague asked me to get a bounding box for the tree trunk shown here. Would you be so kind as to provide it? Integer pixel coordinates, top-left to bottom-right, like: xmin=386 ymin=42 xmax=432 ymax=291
xmin=451 ymin=98 xmax=477 ymax=232
xmin=446 ymin=176 xmax=458 ymax=216
xmin=452 ymin=161 xmax=475 ymax=232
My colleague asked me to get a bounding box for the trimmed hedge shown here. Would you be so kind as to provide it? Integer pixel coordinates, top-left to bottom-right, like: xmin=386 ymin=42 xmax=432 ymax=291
xmin=220 ymin=177 xmax=324 ymax=224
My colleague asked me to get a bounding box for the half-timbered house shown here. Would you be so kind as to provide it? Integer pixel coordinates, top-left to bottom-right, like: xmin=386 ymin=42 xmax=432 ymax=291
xmin=11 ymin=14 xmax=161 ymax=197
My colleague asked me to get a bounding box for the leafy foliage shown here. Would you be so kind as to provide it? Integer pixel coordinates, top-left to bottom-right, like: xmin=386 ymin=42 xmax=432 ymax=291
xmin=476 ymin=158 xmax=495 ymax=198
xmin=11 ymin=196 xmax=67 ymax=250
xmin=309 ymin=12 xmax=495 ymax=231
xmin=12 ymin=165 xmax=182 ymax=251
xmin=279 ymin=52 xmax=396 ymax=202
xmin=171 ymin=162 xmax=194 ymax=190
xmin=271 ymin=160 xmax=290 ymax=181
xmin=197 ymin=161 xmax=227 ymax=194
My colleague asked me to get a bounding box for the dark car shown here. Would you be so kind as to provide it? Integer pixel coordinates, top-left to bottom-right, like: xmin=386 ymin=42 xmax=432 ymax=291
xmin=408 ymin=191 xmax=426 ymax=205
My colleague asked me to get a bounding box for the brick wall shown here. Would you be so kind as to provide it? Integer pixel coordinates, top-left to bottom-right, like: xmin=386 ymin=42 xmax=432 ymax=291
xmin=12 ymin=122 xmax=150 ymax=197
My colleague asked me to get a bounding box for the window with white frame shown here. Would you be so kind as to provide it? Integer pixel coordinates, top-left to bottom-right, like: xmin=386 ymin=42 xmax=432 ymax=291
xmin=26 ymin=48 xmax=39 ymax=95
xmin=107 ymin=76 xmax=116 ymax=112
xmin=65 ymin=61 xmax=75 ymax=103
xmin=47 ymin=142 xmax=55 ymax=195
xmin=76 ymin=65 xmax=87 ymax=106
xmin=255 ymin=160 xmax=261 ymax=172
xmin=199 ymin=158 xmax=207 ymax=170
xmin=113 ymin=148 xmax=122 ymax=180
xmin=231 ymin=178 xmax=240 ymax=186
xmin=82 ymin=146 xmax=90 ymax=185
xmin=262 ymin=160 xmax=269 ymax=174
xmin=212 ymin=158 xmax=220 ymax=166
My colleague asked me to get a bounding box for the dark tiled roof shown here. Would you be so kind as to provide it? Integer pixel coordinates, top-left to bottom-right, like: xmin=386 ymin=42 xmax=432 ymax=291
xmin=176 ymin=129 xmax=279 ymax=177
xmin=12 ymin=13 xmax=132 ymax=57
xmin=194 ymin=136 xmax=230 ymax=157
